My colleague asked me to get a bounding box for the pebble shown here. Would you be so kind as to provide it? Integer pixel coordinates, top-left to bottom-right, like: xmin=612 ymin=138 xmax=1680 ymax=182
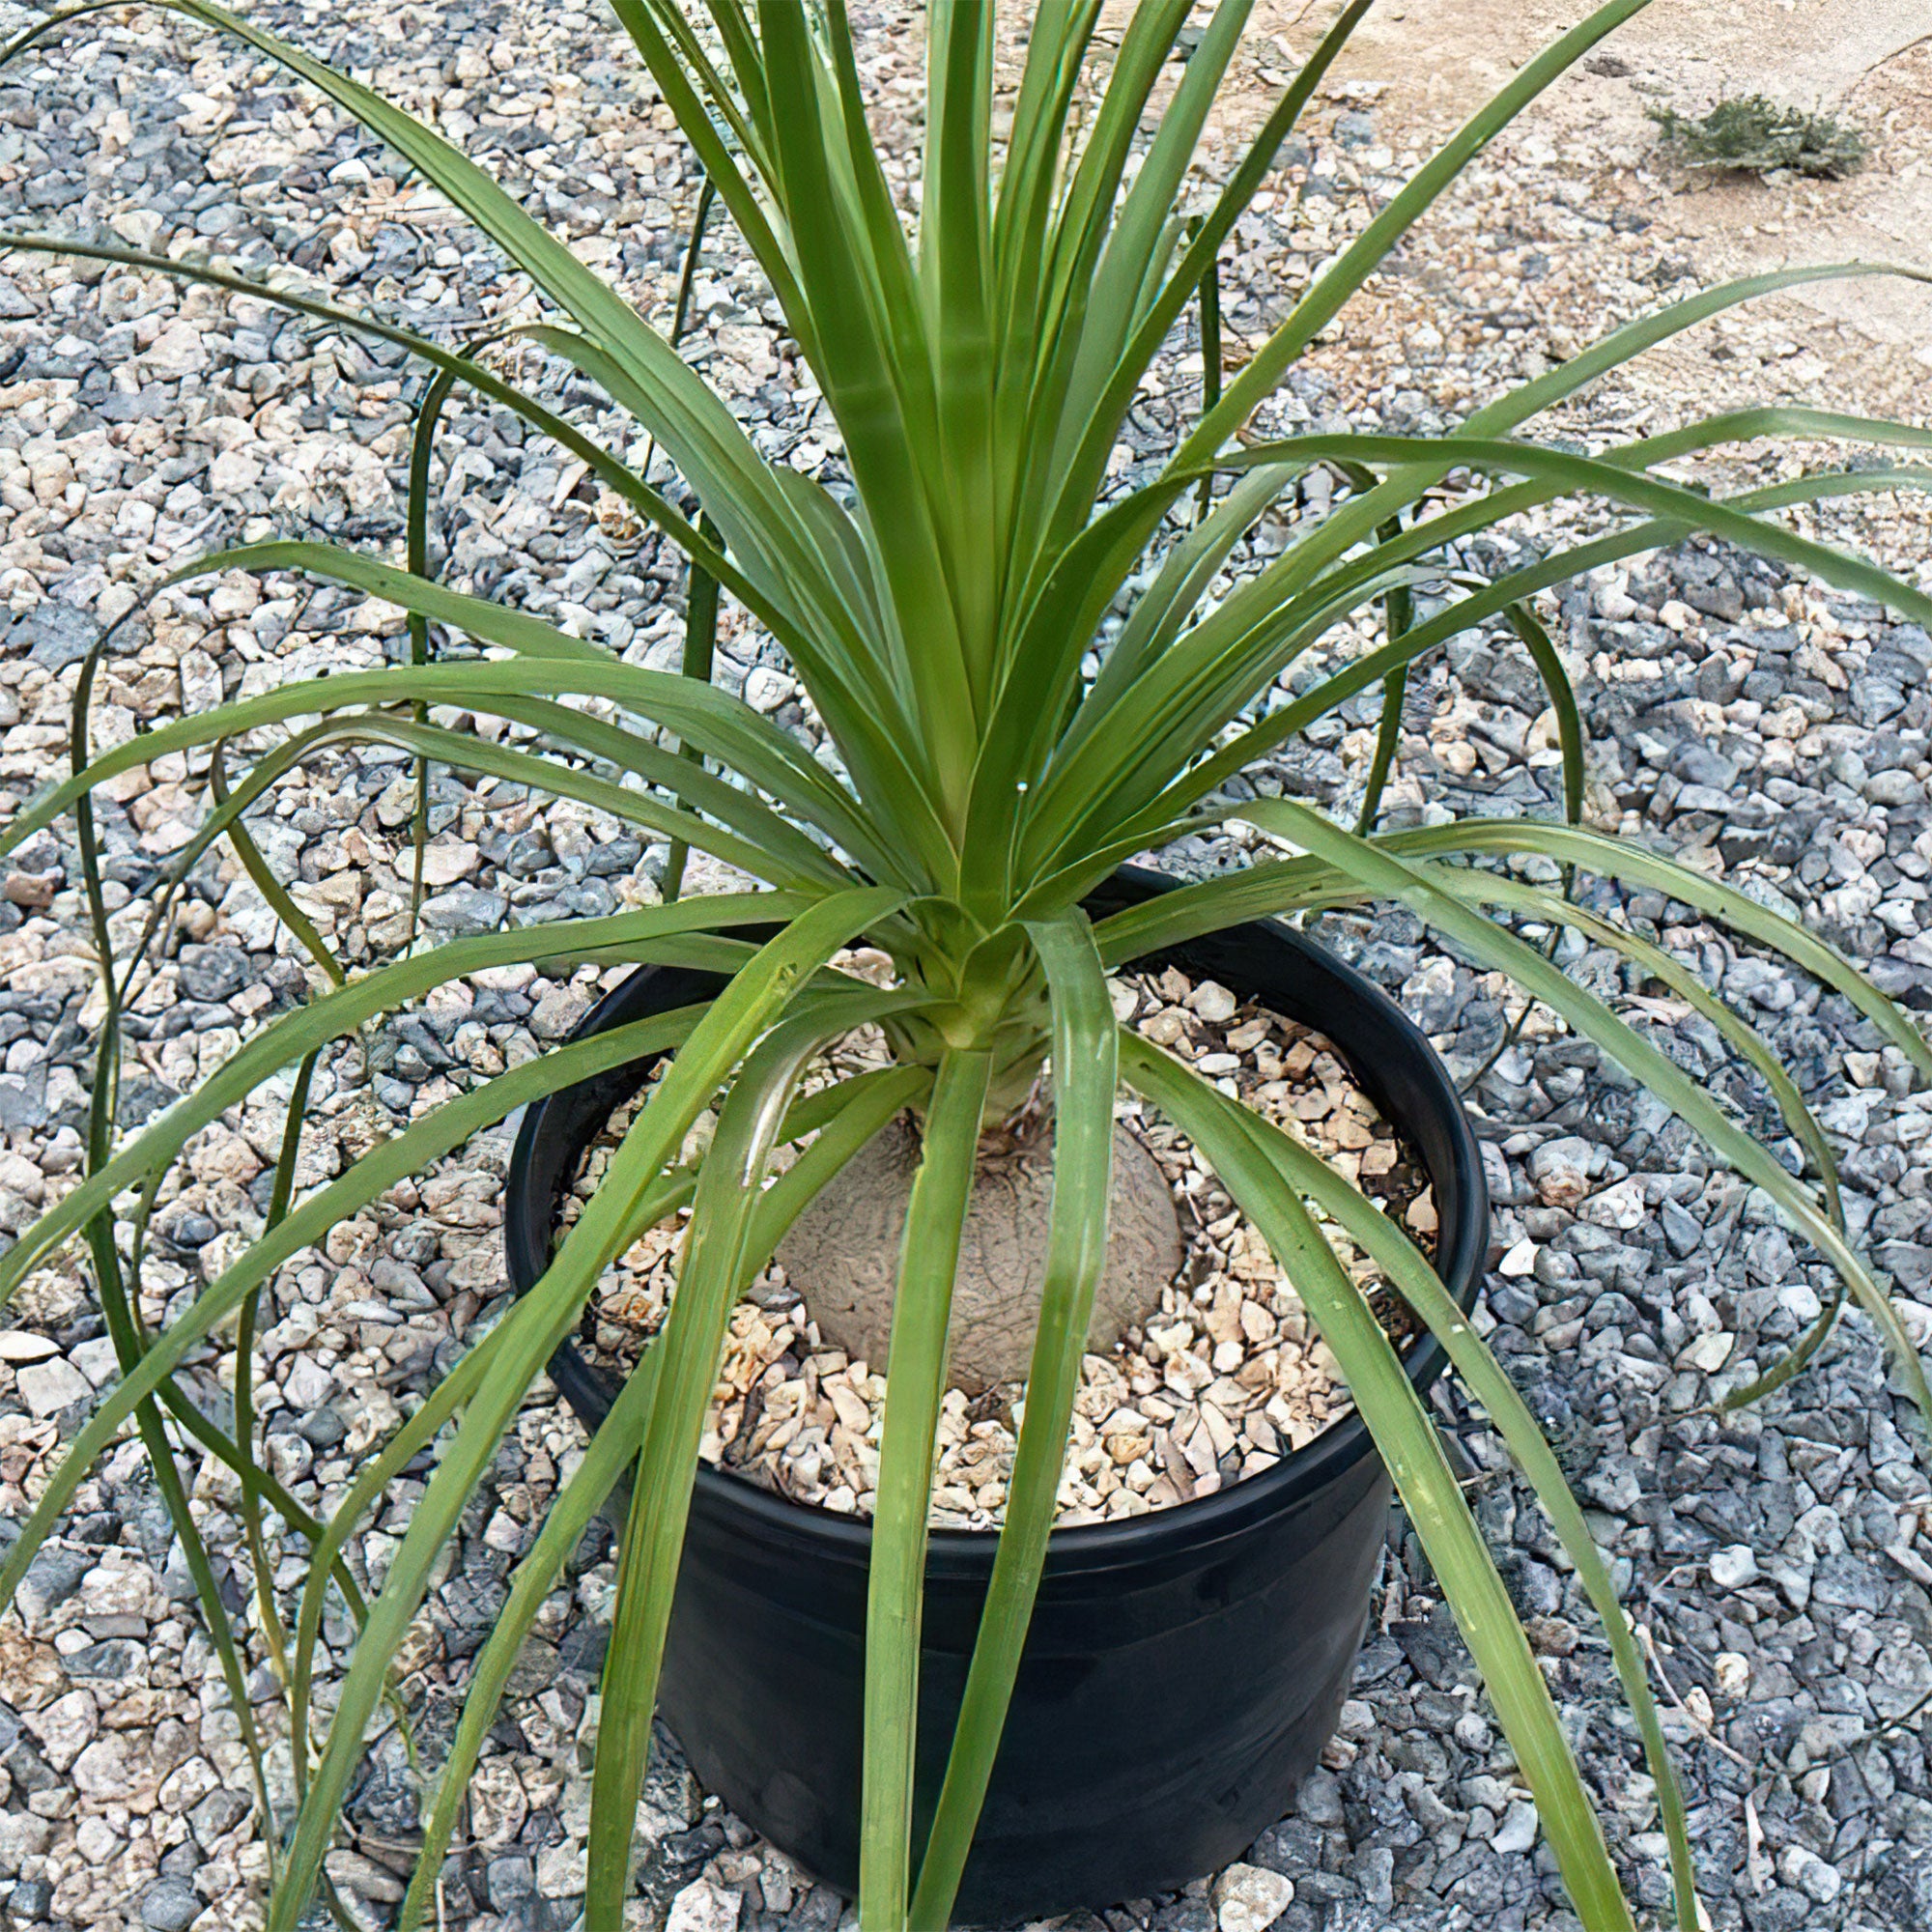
xmin=14 ymin=1355 xmax=90 ymax=1418
xmin=1211 ymin=1862 xmax=1295 ymax=1932
xmin=138 ymin=1877 xmax=202 ymax=1932
xmin=1490 ymin=1801 xmax=1540 ymax=1857
xmin=666 ymin=1877 xmax=744 ymax=1932
xmin=1709 ymin=1546 xmax=1760 ymax=1590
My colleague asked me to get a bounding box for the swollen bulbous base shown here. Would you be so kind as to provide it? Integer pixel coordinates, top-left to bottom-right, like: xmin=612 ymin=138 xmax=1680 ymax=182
xmin=775 ymin=1114 xmax=1183 ymax=1395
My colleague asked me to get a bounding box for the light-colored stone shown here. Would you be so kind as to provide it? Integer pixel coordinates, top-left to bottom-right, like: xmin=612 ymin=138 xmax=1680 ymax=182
xmin=71 ymin=1731 xmax=163 ymax=1808
xmin=1212 ymin=1862 xmax=1295 ymax=1932
xmin=1189 ymin=980 xmax=1239 ymax=1024
xmin=143 ymin=320 xmax=208 ymax=377
xmin=416 ymin=840 xmax=479 ymax=887
xmin=207 ymin=447 xmax=264 ymax=496
xmin=665 ymin=1877 xmax=743 ymax=1932
xmin=1710 ymin=1546 xmax=1759 ymax=1590
xmin=0 ymin=1811 xmax=53 ymax=1875
xmin=16 ymin=1355 xmax=92 ymax=1417
xmin=1682 ymin=1331 xmax=1736 ymax=1374
xmin=27 ymin=1687 xmax=99 ymax=1772
xmin=1492 ymin=1800 xmax=1540 ymax=1856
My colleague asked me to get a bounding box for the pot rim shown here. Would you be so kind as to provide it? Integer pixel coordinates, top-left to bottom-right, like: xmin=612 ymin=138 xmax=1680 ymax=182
xmin=505 ymin=863 xmax=1488 ymax=1577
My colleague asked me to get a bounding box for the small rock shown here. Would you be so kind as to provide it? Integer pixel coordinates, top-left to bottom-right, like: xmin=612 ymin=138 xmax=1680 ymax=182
xmin=2 ymin=872 xmax=56 ymax=910
xmin=16 ymin=1548 xmax=90 ymax=1625
xmin=20 ymin=605 xmax=97 ymax=670
xmin=1658 ymin=1199 xmax=1703 ymax=1259
xmin=207 ymin=446 xmax=264 ymax=496
xmin=416 ymin=841 xmax=480 ymax=887
xmin=1211 ymin=1862 xmax=1294 ymax=1932
xmin=1189 ymin=980 xmax=1239 ymax=1024
xmin=1295 ymin=1767 xmax=1345 ymax=1827
xmin=666 ymin=1877 xmax=743 ymax=1932
xmin=1778 ymin=1845 xmax=1840 ymax=1906
xmin=139 ymin=1877 xmax=202 ymax=1932
xmin=15 ymin=1356 xmax=91 ymax=1419
xmin=1709 ymin=1546 xmax=1758 ymax=1590
xmin=1497 ymin=1237 xmax=1537 ymax=1278
xmin=743 ymin=666 xmax=796 ymax=713
xmin=176 ymin=946 xmax=250 ymax=1004
xmin=419 ymin=885 xmax=508 ymax=936
xmin=1680 ymin=1330 xmax=1734 ymax=1374
xmin=1527 ymin=1135 xmax=1602 ymax=1208
xmin=1491 ymin=1800 xmax=1539 ymax=1856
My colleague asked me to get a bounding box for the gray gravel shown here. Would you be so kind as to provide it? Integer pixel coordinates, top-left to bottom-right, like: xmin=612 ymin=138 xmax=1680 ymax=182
xmin=3 ymin=3 xmax=1932 ymax=1930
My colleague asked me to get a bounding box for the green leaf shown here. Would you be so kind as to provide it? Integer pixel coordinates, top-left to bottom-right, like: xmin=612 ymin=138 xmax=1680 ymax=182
xmin=279 ymin=894 xmax=900 ymax=1932
xmin=1122 ymin=1042 xmax=1637 ymax=1932
xmin=586 ymin=1001 xmax=875 ymax=1930
xmin=1390 ymin=819 xmax=1932 ymax=1082
xmin=911 ymin=912 xmax=1117 ymax=1928
xmin=0 ymin=1006 xmax=705 ymax=1628
xmin=1174 ymin=0 xmax=1651 ymax=469
xmin=1122 ymin=1037 xmax=1701 ymax=1930
xmin=0 ymin=894 xmax=807 ymax=1308
xmin=1233 ymin=801 xmax=1932 ymax=1437
xmin=1436 ymin=868 xmax=1844 ymax=1232
xmin=862 ymin=1046 xmax=994 ymax=1932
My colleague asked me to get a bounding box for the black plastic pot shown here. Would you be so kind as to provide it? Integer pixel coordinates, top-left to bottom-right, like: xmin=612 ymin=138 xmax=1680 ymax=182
xmin=504 ymin=867 xmax=1487 ymax=1922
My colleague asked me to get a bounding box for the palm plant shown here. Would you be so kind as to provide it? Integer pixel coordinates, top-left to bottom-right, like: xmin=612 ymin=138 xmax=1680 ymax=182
xmin=4 ymin=1 xmax=1931 ymax=1928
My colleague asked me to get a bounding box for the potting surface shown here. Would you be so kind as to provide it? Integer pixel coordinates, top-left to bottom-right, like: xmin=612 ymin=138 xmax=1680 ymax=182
xmin=554 ymin=963 xmax=1435 ymax=1529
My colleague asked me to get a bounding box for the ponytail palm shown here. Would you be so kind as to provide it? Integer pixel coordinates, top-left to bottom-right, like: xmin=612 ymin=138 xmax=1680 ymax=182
xmin=5 ymin=2 xmax=1932 ymax=1929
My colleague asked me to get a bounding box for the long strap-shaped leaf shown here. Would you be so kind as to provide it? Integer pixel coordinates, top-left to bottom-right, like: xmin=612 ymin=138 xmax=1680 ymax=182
xmin=1051 ymin=458 xmax=1932 ymax=862
xmin=9 ymin=650 xmax=881 ymax=883
xmin=1092 ymin=813 xmax=1932 ymax=1088
xmin=988 ymin=0 xmax=1101 ymax=394
xmin=512 ymin=311 xmax=939 ymax=829
xmin=1449 ymin=871 xmax=1846 ymax=1232
xmin=1036 ymin=0 xmax=1365 ymax=557
xmin=754 ymin=0 xmax=980 ymax=806
xmin=861 ymin=1045 xmax=994 ymax=1932
xmin=1172 ymin=0 xmax=1654 ymax=473
xmin=397 ymin=1060 xmax=928 ymax=1932
xmin=0 ymin=1005 xmax=708 ymax=1628
xmin=1060 ymin=258 xmax=1932 ymax=785
xmin=6 ymin=5 xmax=865 ymax=668
xmin=342 ymin=712 xmax=829 ymax=887
xmin=1121 ymin=464 xmax=1932 ymax=843
xmin=428 ymin=696 xmax=850 ymax=886
xmin=0 ymin=893 xmax=803 ymax=1304
xmin=1186 ymin=849 xmax=1850 ymax=1237
xmin=1122 ymin=1044 xmax=1637 ymax=1932
xmin=1388 ymin=820 xmax=1932 ymax=1082
xmin=1124 ymin=1036 xmax=1700 ymax=1931
xmin=584 ymin=997 xmax=895 ymax=1930
xmin=1039 ymin=433 xmax=1932 ymax=858
xmin=1148 ymin=832 xmax=1860 ymax=1402
xmin=909 ymin=912 xmax=1118 ymax=1927
xmin=1230 ymin=803 xmax=1932 ymax=1434
xmin=273 ymin=896 xmax=897 ymax=1932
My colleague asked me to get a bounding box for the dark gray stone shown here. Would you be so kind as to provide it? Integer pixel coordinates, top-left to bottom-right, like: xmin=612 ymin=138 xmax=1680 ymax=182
xmin=139 ymin=1877 xmax=201 ymax=1932
xmin=175 ymin=946 xmax=249 ymax=1004
xmin=16 ymin=1547 xmax=89 ymax=1623
xmin=19 ymin=605 xmax=97 ymax=670
xmin=5 ymin=1877 xmax=52 ymax=1922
